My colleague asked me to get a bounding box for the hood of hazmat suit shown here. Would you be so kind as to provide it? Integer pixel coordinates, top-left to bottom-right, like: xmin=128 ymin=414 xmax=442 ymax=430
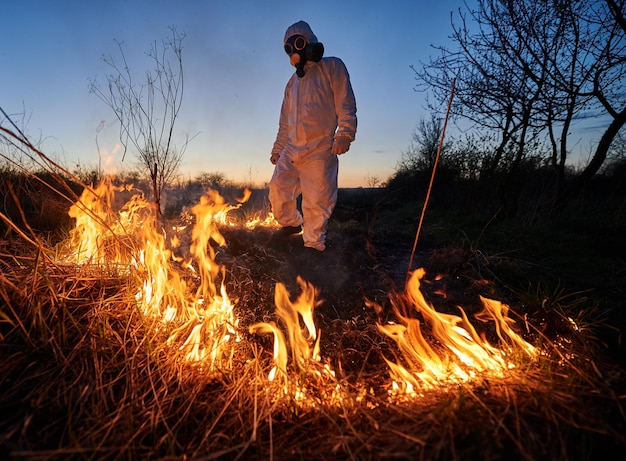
xmin=283 ymin=20 xmax=324 ymax=77
xmin=284 ymin=20 xmax=318 ymax=46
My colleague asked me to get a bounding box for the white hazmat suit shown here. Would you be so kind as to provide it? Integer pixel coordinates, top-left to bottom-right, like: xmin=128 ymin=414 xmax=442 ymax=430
xmin=269 ymin=21 xmax=357 ymax=251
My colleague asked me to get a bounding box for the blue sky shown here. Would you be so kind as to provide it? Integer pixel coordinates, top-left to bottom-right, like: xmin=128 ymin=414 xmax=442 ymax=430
xmin=3 ymin=0 xmax=468 ymax=187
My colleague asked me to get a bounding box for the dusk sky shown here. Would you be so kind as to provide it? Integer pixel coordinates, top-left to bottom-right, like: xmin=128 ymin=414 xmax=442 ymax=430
xmin=3 ymin=0 xmax=470 ymax=187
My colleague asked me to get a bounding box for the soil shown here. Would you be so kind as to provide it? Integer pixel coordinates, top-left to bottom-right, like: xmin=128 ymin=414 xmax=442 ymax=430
xmin=214 ymin=222 xmax=505 ymax=362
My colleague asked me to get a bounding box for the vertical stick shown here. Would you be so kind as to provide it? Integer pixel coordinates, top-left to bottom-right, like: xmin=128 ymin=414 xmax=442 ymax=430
xmin=406 ymin=78 xmax=456 ymax=281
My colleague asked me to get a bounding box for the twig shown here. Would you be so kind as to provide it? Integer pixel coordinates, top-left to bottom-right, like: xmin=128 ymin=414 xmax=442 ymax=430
xmin=406 ymin=78 xmax=456 ymax=280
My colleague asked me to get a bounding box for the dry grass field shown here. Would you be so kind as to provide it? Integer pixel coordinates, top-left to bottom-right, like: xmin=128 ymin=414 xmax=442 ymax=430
xmin=1 ymin=176 xmax=625 ymax=460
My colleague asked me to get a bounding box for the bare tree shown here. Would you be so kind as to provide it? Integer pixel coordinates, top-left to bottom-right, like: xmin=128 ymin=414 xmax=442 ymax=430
xmin=399 ymin=115 xmax=448 ymax=172
xmin=414 ymin=0 xmax=626 ymax=208
xmin=365 ymin=174 xmax=382 ymax=188
xmin=89 ymin=26 xmax=189 ymax=223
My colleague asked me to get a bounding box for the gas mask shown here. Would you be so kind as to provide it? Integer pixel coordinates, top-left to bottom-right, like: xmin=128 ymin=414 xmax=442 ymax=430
xmin=284 ymin=34 xmax=324 ymax=77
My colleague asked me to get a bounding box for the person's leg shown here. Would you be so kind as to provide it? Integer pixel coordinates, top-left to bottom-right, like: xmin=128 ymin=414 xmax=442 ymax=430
xmin=300 ymin=153 xmax=338 ymax=251
xmin=269 ymin=156 xmax=303 ymax=228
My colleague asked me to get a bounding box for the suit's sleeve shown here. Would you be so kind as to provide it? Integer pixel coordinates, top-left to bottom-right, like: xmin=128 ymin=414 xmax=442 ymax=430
xmin=330 ymin=58 xmax=357 ymax=142
xmin=271 ymin=81 xmax=293 ymax=157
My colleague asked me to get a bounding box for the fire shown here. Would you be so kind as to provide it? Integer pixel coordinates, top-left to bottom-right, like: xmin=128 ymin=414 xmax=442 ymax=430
xmin=207 ymin=187 xmax=279 ymax=229
xmin=250 ymin=276 xmax=344 ymax=406
xmin=60 ymin=177 xmax=240 ymax=369
xmin=250 ymin=276 xmax=322 ymax=382
xmin=58 ymin=177 xmax=537 ymax=401
xmin=64 ymin=177 xmax=142 ymax=265
xmin=376 ymin=268 xmax=536 ymax=395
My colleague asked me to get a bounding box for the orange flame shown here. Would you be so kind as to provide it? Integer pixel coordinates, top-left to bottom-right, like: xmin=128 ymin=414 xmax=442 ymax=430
xmin=250 ymin=277 xmax=342 ymax=404
xmin=250 ymin=277 xmax=322 ymax=381
xmin=207 ymin=187 xmax=278 ymax=229
xmin=64 ymin=177 xmax=141 ymax=265
xmin=377 ymin=268 xmax=536 ymax=394
xmin=60 ymin=178 xmax=537 ymax=399
xmin=61 ymin=178 xmax=239 ymax=369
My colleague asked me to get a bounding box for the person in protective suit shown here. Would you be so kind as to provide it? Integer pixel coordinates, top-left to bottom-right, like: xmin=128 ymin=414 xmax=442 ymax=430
xmin=269 ymin=20 xmax=357 ymax=252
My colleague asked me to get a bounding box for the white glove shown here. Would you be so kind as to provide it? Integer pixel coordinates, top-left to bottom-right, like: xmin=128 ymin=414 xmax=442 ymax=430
xmin=332 ymin=137 xmax=351 ymax=155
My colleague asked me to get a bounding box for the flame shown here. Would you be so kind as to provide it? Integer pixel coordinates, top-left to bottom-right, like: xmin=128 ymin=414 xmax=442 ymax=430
xmin=205 ymin=187 xmax=278 ymax=229
xmin=250 ymin=277 xmax=321 ymax=377
xmin=64 ymin=177 xmax=141 ymax=265
xmin=250 ymin=277 xmax=342 ymax=405
xmin=377 ymin=268 xmax=536 ymax=395
xmin=60 ymin=178 xmax=239 ymax=369
xmin=59 ymin=178 xmax=537 ymax=401
xmin=248 ymin=321 xmax=287 ymax=382
xmin=243 ymin=211 xmax=279 ymax=230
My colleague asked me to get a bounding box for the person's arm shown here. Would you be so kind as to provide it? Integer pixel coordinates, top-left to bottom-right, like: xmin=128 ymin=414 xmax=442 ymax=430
xmin=331 ymin=58 xmax=357 ymax=150
xmin=270 ymin=84 xmax=292 ymax=164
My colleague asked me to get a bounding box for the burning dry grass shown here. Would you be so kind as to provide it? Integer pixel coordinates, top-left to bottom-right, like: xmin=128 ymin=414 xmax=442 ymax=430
xmin=0 ymin=175 xmax=625 ymax=460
